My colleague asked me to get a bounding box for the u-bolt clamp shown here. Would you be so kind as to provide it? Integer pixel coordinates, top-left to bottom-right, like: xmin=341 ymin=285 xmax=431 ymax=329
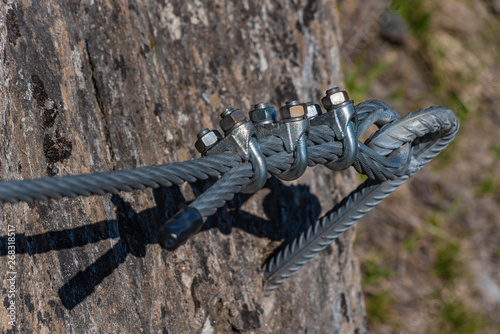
xmin=311 ymin=88 xmax=358 ymax=170
xmin=197 ymin=108 xmax=268 ymax=194
xmin=250 ymin=101 xmax=310 ymax=181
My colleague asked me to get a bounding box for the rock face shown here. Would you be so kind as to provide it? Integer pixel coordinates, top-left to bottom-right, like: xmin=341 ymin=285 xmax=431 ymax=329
xmin=0 ymin=1 xmax=366 ymax=333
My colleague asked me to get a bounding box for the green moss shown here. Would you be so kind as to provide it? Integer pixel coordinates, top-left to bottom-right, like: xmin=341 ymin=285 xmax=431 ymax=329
xmin=476 ymin=178 xmax=500 ymax=198
xmin=427 ymin=211 xmax=445 ymax=228
xmin=389 ymin=85 xmax=407 ymax=102
xmin=366 ymin=291 xmax=394 ymax=325
xmin=402 ymin=231 xmax=420 ymax=252
xmin=362 ymin=259 xmax=395 ymax=285
xmin=427 ymin=196 xmax=464 ymax=229
xmin=391 ymin=0 xmax=479 ymax=128
xmin=447 ymin=89 xmax=472 ymax=123
xmin=474 ymin=146 xmax=500 ymax=198
xmin=425 ymin=289 xmax=442 ymax=300
xmin=491 ymin=145 xmax=500 ymax=160
xmin=437 ymin=300 xmax=489 ymax=334
xmin=390 ymin=0 xmax=436 ymax=38
xmin=434 ymin=242 xmax=464 ymax=283
xmin=345 ymin=57 xmax=392 ymax=103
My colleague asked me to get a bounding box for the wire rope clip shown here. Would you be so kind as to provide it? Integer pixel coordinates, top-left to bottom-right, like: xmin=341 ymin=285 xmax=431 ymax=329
xmin=250 ymin=101 xmax=310 ymax=181
xmin=311 ymin=87 xmax=358 ymax=170
xmin=198 ymin=108 xmax=268 ymax=194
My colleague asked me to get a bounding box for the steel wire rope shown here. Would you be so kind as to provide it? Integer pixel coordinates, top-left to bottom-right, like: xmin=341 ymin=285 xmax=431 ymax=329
xmin=263 ymin=106 xmax=459 ymax=290
xmin=0 ymin=101 xmax=436 ymax=218
xmin=173 ymin=101 xmax=416 ymax=245
xmin=187 ymin=100 xmax=420 ymax=225
xmin=0 ymin=99 xmax=459 ymax=289
xmin=0 ymin=123 xmax=343 ymax=204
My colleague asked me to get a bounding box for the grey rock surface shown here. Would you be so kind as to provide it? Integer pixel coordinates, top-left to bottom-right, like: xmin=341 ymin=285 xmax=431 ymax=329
xmin=0 ymin=1 xmax=366 ymax=332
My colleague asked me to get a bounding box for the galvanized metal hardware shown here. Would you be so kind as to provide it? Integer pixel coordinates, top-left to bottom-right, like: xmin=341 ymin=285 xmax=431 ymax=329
xmin=249 ymin=103 xmax=277 ymax=125
xmin=204 ymin=108 xmax=255 ymax=160
xmin=319 ymin=88 xmax=358 ymax=141
xmin=0 ymin=84 xmax=459 ymax=293
xmin=278 ymin=101 xmax=310 ymax=152
xmin=250 ymin=101 xmax=309 ymax=153
xmin=204 ymin=108 xmax=268 ymax=193
xmin=279 ymin=135 xmax=308 ymax=181
xmin=306 ymin=103 xmax=322 ymax=119
xmin=242 ymin=137 xmax=268 ymax=192
xmin=195 ymin=128 xmax=223 ymax=155
xmin=249 ymin=101 xmax=310 ymax=181
xmin=312 ymin=88 xmax=358 ymax=170
xmin=278 ymin=101 xmax=309 ymax=180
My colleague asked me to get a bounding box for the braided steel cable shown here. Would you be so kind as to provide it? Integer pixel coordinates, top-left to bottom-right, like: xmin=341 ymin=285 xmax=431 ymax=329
xmin=0 ymin=95 xmax=459 ymax=289
xmin=179 ymin=113 xmax=412 ymax=238
xmin=188 ymin=163 xmax=253 ymax=219
xmin=0 ymin=103 xmax=405 ymax=205
xmin=187 ymin=139 xmax=344 ymax=221
xmin=0 ymin=130 xmax=343 ymax=206
xmin=0 ymin=134 xmax=318 ymax=204
xmin=264 ymin=176 xmax=409 ymax=291
xmin=263 ymin=106 xmax=459 ymax=290
xmin=0 ymin=152 xmax=243 ymax=203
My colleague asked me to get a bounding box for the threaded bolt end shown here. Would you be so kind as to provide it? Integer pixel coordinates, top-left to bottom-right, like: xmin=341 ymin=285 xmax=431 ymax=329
xmin=197 ymin=128 xmax=210 ymax=139
xmin=220 ymin=107 xmax=234 ymax=118
xmin=254 ymin=102 xmax=269 ymax=109
xmin=326 ymin=87 xmax=340 ymax=95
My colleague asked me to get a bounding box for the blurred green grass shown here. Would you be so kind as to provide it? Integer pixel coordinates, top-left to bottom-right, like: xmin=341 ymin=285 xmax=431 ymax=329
xmin=344 ymin=0 xmax=500 ymax=331
xmin=436 ymin=299 xmax=491 ymax=334
xmin=433 ymin=241 xmax=464 ymax=283
xmin=366 ymin=291 xmax=397 ymax=326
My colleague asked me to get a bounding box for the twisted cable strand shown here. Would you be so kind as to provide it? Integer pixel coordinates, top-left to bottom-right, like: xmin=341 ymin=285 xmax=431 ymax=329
xmin=189 ymin=163 xmax=253 ymax=218
xmin=264 ymin=176 xmax=409 ymax=291
xmin=0 ymin=98 xmax=460 ymax=291
xmin=0 ymin=152 xmax=242 ymax=203
xmin=189 ymin=133 xmax=350 ymax=222
xmin=0 ymin=102 xmax=412 ymax=205
xmin=263 ymin=106 xmax=459 ymax=290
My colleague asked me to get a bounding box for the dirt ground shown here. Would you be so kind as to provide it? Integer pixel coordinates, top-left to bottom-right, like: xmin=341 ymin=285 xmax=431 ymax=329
xmin=338 ymin=0 xmax=500 ymax=333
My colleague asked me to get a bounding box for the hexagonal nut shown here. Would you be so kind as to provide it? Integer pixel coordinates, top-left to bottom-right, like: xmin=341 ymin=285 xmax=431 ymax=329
xmin=280 ymin=102 xmax=307 ymax=121
xmin=195 ymin=130 xmax=222 ymax=154
xmin=321 ymin=89 xmax=350 ymax=111
xmin=219 ymin=109 xmax=247 ymax=133
xmin=306 ymin=103 xmax=322 ymax=119
xmin=250 ymin=105 xmax=277 ymax=125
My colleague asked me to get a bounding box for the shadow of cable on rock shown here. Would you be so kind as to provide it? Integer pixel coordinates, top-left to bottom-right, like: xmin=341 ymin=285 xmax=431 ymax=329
xmin=57 ymin=190 xmax=181 ymax=310
xmin=204 ymin=176 xmax=321 ymax=245
xmin=0 ymin=185 xmax=186 ymax=310
xmin=0 ymin=176 xmax=321 ymax=310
